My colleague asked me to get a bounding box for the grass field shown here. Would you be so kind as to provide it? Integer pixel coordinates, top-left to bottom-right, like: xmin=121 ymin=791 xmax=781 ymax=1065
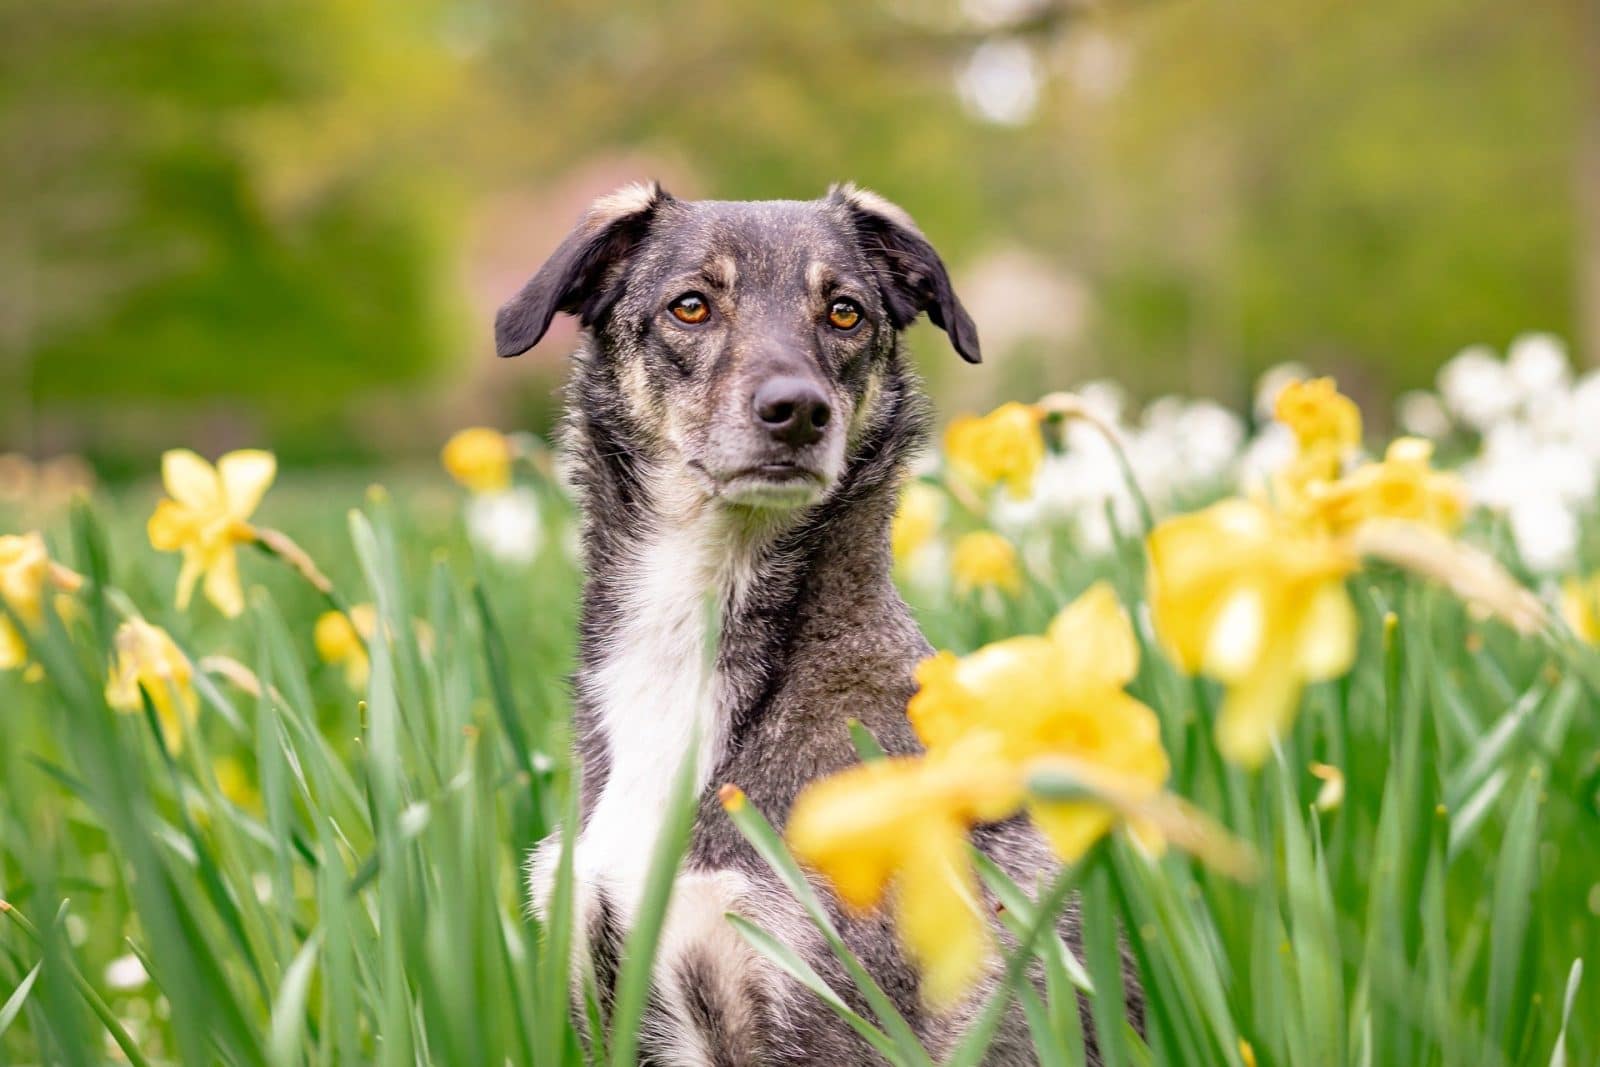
xmin=1 ymin=369 xmax=1598 ymax=1065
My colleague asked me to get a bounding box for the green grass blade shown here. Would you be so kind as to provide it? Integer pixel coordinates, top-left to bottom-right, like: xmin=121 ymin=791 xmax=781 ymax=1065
xmin=725 ymin=913 xmax=903 ymax=1061
xmin=720 ymin=788 xmax=933 ymax=1066
xmin=1485 ymin=767 xmax=1543 ymax=1056
xmin=943 ymin=862 xmax=1082 ymax=1067
xmin=1548 ymin=958 xmax=1582 ymax=1067
xmin=1078 ymin=860 xmax=1131 ymax=1067
xmin=0 ymin=958 xmax=42 ymax=1039
xmin=972 ymin=850 xmax=1092 ymax=993
xmin=267 ymin=930 xmax=322 ymax=1067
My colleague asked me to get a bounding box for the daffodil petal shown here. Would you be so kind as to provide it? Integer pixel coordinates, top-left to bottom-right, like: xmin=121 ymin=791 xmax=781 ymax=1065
xmin=787 ymin=761 xmax=915 ymax=910
xmin=1202 ymin=586 xmax=1266 ymax=682
xmin=1049 ymin=581 xmax=1139 ymax=687
xmin=0 ymin=619 xmax=26 ymax=670
xmin=174 ymin=553 xmax=204 ymax=611
xmin=896 ymin=825 xmax=989 ymax=1007
xmin=1294 ymin=581 xmax=1358 ymax=680
xmin=202 ymin=549 xmax=245 ymax=618
xmin=217 ymin=450 xmax=276 ymax=519
xmin=1029 ymin=799 xmax=1117 ymax=862
xmin=161 ymin=450 xmax=220 ymax=511
xmin=908 ymin=651 xmax=976 ymax=750
xmin=1215 ymin=653 xmax=1303 ymax=769
xmin=147 ymin=499 xmax=197 ymax=552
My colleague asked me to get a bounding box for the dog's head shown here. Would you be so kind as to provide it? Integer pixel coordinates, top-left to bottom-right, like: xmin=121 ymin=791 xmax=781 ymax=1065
xmin=496 ymin=183 xmax=978 ymax=511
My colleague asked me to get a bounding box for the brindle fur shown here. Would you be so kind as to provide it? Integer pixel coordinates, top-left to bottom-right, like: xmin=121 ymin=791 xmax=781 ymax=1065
xmin=498 ymin=183 xmax=1134 ymax=1064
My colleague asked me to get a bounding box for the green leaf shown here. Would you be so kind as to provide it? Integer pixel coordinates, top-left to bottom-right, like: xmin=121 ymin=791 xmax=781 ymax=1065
xmin=1485 ymin=768 xmax=1543 ymax=1055
xmin=0 ymin=958 xmax=42 ymax=1039
xmin=720 ymin=789 xmax=932 ymax=1066
xmin=1079 ymin=860 xmax=1131 ymax=1067
xmin=267 ymin=930 xmax=323 ymax=1067
xmin=973 ymin=851 xmax=1093 ymax=994
xmin=1548 ymin=958 xmax=1582 ymax=1067
xmin=944 ymin=861 xmax=1084 ymax=1067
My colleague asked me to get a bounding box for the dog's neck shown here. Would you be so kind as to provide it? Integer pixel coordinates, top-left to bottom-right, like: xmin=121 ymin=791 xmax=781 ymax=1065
xmin=557 ymin=347 xmax=925 ymax=910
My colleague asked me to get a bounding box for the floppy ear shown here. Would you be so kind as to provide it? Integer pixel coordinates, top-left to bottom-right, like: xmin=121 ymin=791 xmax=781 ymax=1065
xmin=829 ymin=182 xmax=981 ymax=364
xmin=495 ymin=182 xmax=671 ymax=358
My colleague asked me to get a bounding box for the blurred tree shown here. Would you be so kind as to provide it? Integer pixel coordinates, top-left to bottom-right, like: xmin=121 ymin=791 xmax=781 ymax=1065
xmin=0 ymin=0 xmax=462 ymax=469
xmin=1 ymin=0 xmax=1592 ymax=467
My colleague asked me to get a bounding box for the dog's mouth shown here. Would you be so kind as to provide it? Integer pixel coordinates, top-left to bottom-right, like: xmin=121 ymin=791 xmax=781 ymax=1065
xmin=736 ymin=463 xmax=821 ymax=483
xmin=708 ymin=462 xmax=827 ymax=508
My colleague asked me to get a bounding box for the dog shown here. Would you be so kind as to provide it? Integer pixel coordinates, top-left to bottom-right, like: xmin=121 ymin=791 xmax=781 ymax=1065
xmin=497 ymin=183 xmax=1106 ymax=1064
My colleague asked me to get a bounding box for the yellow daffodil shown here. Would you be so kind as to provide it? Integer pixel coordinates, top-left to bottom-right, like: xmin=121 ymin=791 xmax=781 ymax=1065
xmin=950 ymin=531 xmax=1022 ymax=596
xmin=1267 ymin=378 xmax=1364 ymax=503
xmin=890 ymin=482 xmax=946 ymax=565
xmin=1301 ymin=438 xmax=1466 ymax=536
xmin=1561 ymin=574 xmax=1600 ymax=644
xmin=787 ymin=735 xmax=1022 ymax=1006
xmin=943 ymin=402 xmax=1043 ymax=499
xmin=789 ymin=582 xmax=1172 ymax=1004
xmin=147 ymin=449 xmax=276 ymax=618
xmin=442 ymin=428 xmax=514 ymax=494
xmin=1147 ymin=499 xmax=1358 ymax=768
xmin=1274 ymin=377 xmax=1361 ymax=460
xmin=315 ymin=604 xmax=376 ymax=689
xmin=105 ymin=619 xmax=199 ymax=752
xmin=910 ymin=582 xmax=1168 ymax=858
xmin=0 ymin=533 xmax=49 ymax=673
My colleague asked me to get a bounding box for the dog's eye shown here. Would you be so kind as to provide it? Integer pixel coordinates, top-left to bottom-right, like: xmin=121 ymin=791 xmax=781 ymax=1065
xmin=668 ymin=293 xmax=710 ymax=325
xmin=827 ymin=299 xmax=862 ymax=331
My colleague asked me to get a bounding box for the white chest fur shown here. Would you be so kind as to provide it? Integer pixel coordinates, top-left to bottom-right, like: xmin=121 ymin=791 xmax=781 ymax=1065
xmin=530 ymin=511 xmax=759 ymax=925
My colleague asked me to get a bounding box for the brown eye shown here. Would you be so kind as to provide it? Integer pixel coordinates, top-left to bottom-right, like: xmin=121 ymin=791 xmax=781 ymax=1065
xmin=669 ymin=293 xmax=709 ymax=325
xmin=828 ymin=299 xmax=862 ymax=331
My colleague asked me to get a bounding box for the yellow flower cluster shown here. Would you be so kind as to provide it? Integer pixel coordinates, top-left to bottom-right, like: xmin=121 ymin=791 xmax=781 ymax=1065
xmin=148 ymin=449 xmax=276 ymax=618
xmin=1274 ymin=377 xmax=1362 ymax=478
xmin=787 ymin=583 xmax=1168 ymax=1005
xmin=1146 ymin=378 xmax=1474 ymax=766
xmin=1298 ymin=437 xmax=1466 ymax=537
xmin=943 ymin=402 xmax=1044 ymax=499
xmin=1269 ymin=378 xmax=1465 ymax=537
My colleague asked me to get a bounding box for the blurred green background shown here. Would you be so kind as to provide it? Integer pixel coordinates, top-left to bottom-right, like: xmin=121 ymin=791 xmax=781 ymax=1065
xmin=3 ymin=0 xmax=1596 ymax=477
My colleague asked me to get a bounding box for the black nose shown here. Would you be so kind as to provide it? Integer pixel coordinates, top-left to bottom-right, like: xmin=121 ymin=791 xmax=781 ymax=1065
xmin=753 ymin=377 xmax=831 ymax=447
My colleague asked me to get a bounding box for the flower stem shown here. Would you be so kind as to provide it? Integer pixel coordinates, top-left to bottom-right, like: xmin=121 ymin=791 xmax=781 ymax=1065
xmin=1035 ymin=392 xmax=1156 ymax=536
xmin=249 ymin=525 xmax=351 ymax=617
